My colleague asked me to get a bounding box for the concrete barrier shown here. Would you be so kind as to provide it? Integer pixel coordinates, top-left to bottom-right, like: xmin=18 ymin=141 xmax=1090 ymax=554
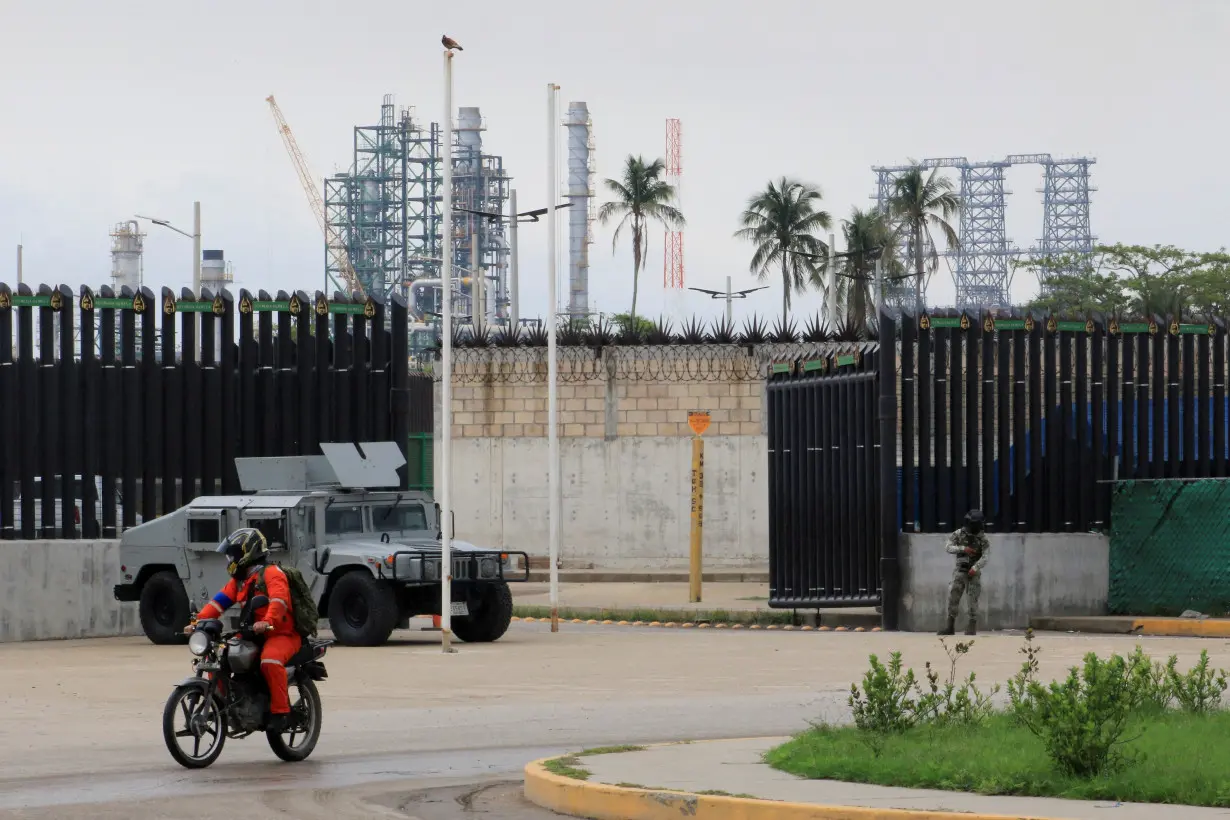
xmin=900 ymin=533 xmax=1109 ymax=632
xmin=0 ymin=540 xmax=141 ymax=642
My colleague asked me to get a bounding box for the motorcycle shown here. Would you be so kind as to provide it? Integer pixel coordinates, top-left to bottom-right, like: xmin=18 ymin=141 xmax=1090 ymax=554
xmin=161 ymin=594 xmax=332 ymax=769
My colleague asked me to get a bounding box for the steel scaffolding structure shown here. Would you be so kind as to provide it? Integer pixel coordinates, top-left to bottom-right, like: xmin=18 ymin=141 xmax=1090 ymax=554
xmin=872 ymin=154 xmax=1095 ymax=311
xmin=323 ymin=97 xmax=513 ymax=323
xmin=451 ymin=107 xmax=510 ymax=324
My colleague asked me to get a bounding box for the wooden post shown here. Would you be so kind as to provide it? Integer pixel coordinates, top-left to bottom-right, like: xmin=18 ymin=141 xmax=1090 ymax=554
xmin=688 ymin=410 xmax=710 ymax=603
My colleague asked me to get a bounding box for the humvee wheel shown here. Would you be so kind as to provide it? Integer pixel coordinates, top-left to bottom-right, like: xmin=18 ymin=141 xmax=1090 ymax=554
xmin=327 ymin=571 xmax=397 ymax=646
xmin=452 ymin=582 xmax=513 ymax=643
xmin=140 ymin=571 xmax=191 ymax=645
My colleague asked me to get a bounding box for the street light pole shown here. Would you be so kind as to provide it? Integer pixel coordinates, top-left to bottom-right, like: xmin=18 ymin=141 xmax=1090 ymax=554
xmin=547 ymin=82 xmax=561 ymax=633
xmin=509 ymin=189 xmax=519 ymax=329
xmin=440 ymin=47 xmax=457 ymax=654
xmin=193 ymin=201 xmax=202 ymax=296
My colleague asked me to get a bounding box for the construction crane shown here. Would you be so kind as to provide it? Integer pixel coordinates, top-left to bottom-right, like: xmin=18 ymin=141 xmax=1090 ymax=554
xmin=265 ymin=94 xmax=364 ymax=298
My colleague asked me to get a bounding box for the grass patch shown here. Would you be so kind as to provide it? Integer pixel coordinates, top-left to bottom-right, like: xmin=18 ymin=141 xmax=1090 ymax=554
xmin=767 ymin=711 xmax=1230 ymax=807
xmin=543 ymin=755 xmax=591 ymax=780
xmin=512 ymin=605 xmax=793 ymax=626
xmin=578 ymin=745 xmax=645 ymax=756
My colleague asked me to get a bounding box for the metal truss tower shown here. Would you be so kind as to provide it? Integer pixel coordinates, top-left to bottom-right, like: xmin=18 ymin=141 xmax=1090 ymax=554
xmin=323 ymin=95 xmax=440 ymax=301
xmin=663 ymin=118 xmax=684 ymax=290
xmin=872 ymin=153 xmax=1094 ymax=311
xmin=1039 ymin=157 xmax=1096 ymax=290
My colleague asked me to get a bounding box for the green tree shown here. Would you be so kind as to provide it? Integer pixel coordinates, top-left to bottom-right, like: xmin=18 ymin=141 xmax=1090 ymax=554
xmin=734 ymin=177 xmax=832 ymax=325
xmin=608 ymin=312 xmax=654 ymax=336
xmin=834 ymin=207 xmax=898 ymax=334
xmin=598 ymin=155 xmax=685 ymax=330
xmin=888 ymin=165 xmax=960 ymax=309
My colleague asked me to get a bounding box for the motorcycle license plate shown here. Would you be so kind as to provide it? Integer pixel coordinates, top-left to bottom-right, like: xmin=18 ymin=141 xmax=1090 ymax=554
xmin=450 ymin=601 xmax=469 ymax=617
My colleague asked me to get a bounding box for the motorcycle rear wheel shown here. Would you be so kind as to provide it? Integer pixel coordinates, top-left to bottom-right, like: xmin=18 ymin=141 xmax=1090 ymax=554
xmin=162 ymin=684 xmax=227 ymax=769
xmin=266 ymin=677 xmax=322 ymax=762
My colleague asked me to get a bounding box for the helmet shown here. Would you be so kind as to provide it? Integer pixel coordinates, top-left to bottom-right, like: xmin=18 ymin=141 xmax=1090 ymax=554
xmin=963 ymin=509 xmax=986 ymax=535
xmin=216 ymin=528 xmax=268 ymax=579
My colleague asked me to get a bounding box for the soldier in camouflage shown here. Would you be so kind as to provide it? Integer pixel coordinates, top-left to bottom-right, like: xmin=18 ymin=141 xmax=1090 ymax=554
xmin=939 ymin=509 xmax=989 ymax=636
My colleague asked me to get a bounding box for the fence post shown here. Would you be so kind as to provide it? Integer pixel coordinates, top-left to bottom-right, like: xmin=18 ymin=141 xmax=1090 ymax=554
xmin=220 ymin=290 xmax=237 ymax=494
xmin=315 ymin=292 xmax=333 ymax=446
xmin=58 ymin=285 xmax=77 ymax=538
xmin=390 ymin=293 xmax=410 ymax=489
xmin=878 ymin=311 xmax=900 ymax=630
xmin=181 ymin=289 xmax=201 ymax=504
xmin=100 ymin=287 xmax=118 ymax=537
xmin=38 ymin=285 xmax=57 ymax=538
xmin=333 ymin=293 xmax=353 ymax=444
xmin=0 ymin=284 xmax=12 ymax=539
xmin=353 ymin=297 xmax=372 ymax=443
xmin=1216 ymin=319 xmax=1226 ymax=477
xmin=161 ymin=287 xmax=180 ymax=517
xmin=294 ymin=292 xmax=314 ymax=455
xmin=120 ymin=286 xmax=139 ymax=530
xmin=276 ymin=290 xmax=297 ymax=456
xmin=79 ymin=287 xmax=99 ymax=539
xmin=140 ymin=286 xmax=158 ymax=522
xmin=200 ymin=289 xmax=218 ymax=497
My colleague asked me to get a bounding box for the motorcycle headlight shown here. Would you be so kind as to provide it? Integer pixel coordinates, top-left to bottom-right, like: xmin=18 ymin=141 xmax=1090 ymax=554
xmin=188 ymin=630 xmax=211 ymax=657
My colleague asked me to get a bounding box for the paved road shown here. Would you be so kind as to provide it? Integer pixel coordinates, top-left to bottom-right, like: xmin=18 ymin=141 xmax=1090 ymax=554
xmin=1 ymin=622 xmax=1224 ymax=818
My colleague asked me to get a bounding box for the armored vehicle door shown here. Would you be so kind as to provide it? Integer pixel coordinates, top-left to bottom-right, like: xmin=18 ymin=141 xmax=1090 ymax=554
xmin=184 ymin=508 xmax=228 ymax=614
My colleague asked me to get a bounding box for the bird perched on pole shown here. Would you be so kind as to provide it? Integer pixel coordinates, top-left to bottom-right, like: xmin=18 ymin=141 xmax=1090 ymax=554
xmin=442 ymin=35 xmax=463 ymax=51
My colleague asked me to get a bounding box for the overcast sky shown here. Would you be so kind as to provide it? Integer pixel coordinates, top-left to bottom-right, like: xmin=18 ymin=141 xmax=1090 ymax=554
xmin=2 ymin=0 xmax=1227 ymax=325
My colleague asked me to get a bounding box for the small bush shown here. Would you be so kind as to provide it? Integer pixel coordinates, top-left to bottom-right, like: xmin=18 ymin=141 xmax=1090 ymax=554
xmin=1006 ymin=627 xmax=1042 ymax=725
xmin=848 ymin=653 xmax=918 ymax=754
xmin=1016 ymin=652 xmax=1140 ymax=777
xmin=1125 ymin=646 xmax=1172 ymax=713
xmin=1167 ymin=650 xmax=1228 ymax=714
xmin=915 ymin=639 xmax=999 ymax=727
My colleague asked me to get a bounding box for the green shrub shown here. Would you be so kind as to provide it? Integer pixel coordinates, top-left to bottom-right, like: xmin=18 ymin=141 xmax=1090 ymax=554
xmin=1167 ymin=650 xmax=1228 ymax=714
xmin=848 ymin=652 xmax=917 ymax=755
xmin=1006 ymin=627 xmax=1042 ymax=725
xmin=915 ymin=639 xmax=999 ymax=727
xmin=1016 ymin=652 xmax=1140 ymax=777
xmin=1125 ymin=646 xmax=1172 ymax=713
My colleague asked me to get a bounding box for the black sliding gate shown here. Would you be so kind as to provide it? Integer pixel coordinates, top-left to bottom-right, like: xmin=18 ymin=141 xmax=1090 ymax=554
xmin=767 ymin=344 xmax=882 ymax=609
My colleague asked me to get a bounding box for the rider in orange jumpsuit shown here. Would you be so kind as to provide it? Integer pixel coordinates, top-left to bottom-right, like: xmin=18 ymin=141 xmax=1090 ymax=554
xmin=188 ymin=528 xmax=302 ymax=731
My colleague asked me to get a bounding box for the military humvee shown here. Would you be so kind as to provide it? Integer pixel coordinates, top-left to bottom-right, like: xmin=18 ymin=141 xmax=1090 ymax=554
xmin=113 ymin=442 xmax=527 ymax=647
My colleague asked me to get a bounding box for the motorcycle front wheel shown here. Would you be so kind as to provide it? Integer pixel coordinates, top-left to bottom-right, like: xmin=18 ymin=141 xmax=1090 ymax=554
xmin=162 ymin=684 xmax=227 ymax=769
xmin=267 ymin=677 xmax=322 ymax=762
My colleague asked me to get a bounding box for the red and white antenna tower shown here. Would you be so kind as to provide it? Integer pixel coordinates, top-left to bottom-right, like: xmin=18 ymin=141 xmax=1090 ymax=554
xmin=663 ymin=118 xmax=684 ymax=289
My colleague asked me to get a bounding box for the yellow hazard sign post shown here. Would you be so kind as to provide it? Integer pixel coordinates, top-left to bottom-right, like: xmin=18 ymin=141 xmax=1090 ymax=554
xmin=687 ymin=410 xmax=709 ymax=603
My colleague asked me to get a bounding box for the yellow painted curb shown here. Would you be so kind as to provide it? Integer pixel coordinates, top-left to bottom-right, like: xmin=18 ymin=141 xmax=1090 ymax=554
xmin=523 ymin=755 xmax=1056 ymax=820
xmin=1131 ymin=617 xmax=1230 ymax=638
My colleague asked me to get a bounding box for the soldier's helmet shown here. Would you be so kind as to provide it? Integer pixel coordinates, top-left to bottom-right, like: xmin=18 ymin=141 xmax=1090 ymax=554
xmin=963 ymin=509 xmax=986 ymax=534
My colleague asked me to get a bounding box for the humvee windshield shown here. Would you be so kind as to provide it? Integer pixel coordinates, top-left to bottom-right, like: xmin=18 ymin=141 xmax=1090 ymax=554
xmin=371 ymin=503 xmax=429 ymax=532
xmin=325 ymin=506 xmax=363 ymax=534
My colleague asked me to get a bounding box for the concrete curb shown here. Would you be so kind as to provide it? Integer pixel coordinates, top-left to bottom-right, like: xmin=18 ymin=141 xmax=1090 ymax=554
xmin=512 ymin=616 xmax=882 ymax=632
xmin=522 ymin=753 xmax=1052 ymax=820
xmin=525 ymin=570 xmax=770 ymax=583
xmin=1031 ymin=615 xmax=1230 ymax=638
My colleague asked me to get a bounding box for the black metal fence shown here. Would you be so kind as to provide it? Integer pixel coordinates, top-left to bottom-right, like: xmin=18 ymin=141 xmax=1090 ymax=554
xmin=900 ymin=312 xmax=1229 ymax=534
xmin=767 ymin=344 xmax=882 ymax=608
xmin=0 ymin=282 xmax=432 ymax=540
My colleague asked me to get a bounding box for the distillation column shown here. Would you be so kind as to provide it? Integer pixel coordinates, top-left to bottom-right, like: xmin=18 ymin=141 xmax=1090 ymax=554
xmin=565 ymin=102 xmax=594 ymax=320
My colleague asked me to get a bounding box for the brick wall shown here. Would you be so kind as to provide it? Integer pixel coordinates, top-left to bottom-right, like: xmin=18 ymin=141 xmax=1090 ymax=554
xmin=436 ymin=346 xmax=781 ymax=439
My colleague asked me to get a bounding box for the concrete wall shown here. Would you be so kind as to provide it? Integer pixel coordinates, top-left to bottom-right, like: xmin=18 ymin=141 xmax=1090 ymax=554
xmin=900 ymin=533 xmax=1109 ymax=631
xmin=0 ymin=540 xmax=140 ymax=642
xmin=435 ymin=344 xmax=845 ymax=568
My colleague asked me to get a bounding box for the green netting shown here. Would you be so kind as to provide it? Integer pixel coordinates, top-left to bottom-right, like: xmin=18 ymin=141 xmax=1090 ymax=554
xmin=1110 ymin=479 xmax=1230 ymax=615
xmin=406 ymin=433 xmax=434 ymax=492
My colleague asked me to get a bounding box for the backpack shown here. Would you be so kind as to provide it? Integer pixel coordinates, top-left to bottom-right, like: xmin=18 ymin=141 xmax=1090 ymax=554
xmin=255 ymin=564 xmax=320 ymax=638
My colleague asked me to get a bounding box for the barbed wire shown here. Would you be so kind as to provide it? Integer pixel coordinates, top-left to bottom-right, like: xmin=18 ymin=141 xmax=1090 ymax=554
xmin=435 ymin=342 xmax=867 ymax=384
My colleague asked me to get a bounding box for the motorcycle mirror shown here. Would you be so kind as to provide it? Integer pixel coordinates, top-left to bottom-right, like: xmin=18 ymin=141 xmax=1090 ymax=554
xmin=250 ymin=595 xmax=269 ymax=610
xmin=316 ymin=547 xmax=331 ymax=573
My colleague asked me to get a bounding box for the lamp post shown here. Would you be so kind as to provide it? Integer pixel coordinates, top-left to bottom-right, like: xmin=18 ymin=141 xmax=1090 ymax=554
xmin=440 ymin=45 xmax=457 ymax=654
xmin=454 ymin=200 xmax=571 ymax=330
xmin=135 ymin=201 xmax=201 ymax=294
xmin=547 ymin=82 xmax=561 ymax=633
xmin=686 ymin=278 xmax=768 ymax=324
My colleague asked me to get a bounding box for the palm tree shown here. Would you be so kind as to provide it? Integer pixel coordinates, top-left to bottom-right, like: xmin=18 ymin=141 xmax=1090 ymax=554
xmin=834 ymin=207 xmax=897 ymax=333
xmin=888 ymin=164 xmax=960 ymax=309
xmin=734 ymin=178 xmax=831 ymax=325
xmin=598 ymin=155 xmax=685 ymax=331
